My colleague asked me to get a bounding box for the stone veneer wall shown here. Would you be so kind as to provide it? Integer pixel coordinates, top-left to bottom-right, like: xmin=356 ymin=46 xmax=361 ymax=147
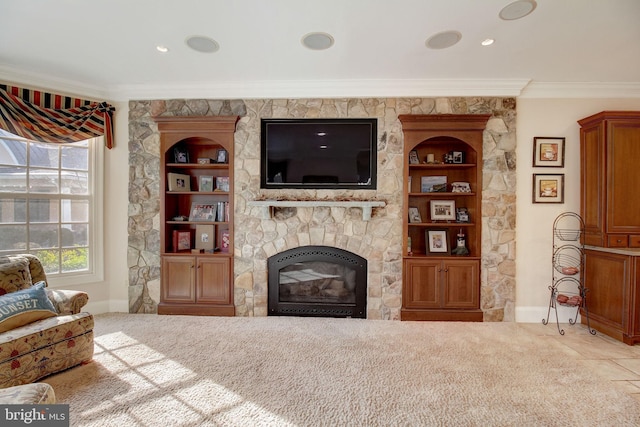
xmin=128 ymin=97 xmax=516 ymax=321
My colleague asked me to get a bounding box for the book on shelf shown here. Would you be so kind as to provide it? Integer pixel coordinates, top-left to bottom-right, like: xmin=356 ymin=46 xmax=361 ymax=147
xmin=216 ymin=201 xmax=229 ymax=222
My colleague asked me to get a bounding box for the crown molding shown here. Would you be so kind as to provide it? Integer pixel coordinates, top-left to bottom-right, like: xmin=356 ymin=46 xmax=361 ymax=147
xmin=2 ymin=64 xmax=639 ymax=101
xmin=110 ymin=79 xmax=531 ymax=101
xmin=520 ymin=81 xmax=640 ymax=98
xmin=0 ymin=65 xmax=111 ymax=101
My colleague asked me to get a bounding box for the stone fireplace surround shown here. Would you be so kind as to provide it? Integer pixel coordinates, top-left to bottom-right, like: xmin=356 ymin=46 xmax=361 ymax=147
xmin=128 ymin=97 xmax=516 ymax=321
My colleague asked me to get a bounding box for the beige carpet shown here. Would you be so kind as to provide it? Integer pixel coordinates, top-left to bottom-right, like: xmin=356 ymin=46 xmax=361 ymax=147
xmin=44 ymin=313 xmax=640 ymax=426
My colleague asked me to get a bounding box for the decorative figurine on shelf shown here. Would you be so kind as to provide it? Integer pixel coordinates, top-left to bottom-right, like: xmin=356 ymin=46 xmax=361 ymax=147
xmin=451 ymin=229 xmax=469 ymax=255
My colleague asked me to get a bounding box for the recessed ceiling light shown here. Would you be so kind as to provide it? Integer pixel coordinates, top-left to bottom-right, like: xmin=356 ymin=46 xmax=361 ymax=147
xmin=301 ymin=32 xmax=335 ymax=50
xmin=185 ymin=36 xmax=220 ymax=53
xmin=156 ymin=45 xmax=169 ymax=53
xmin=499 ymin=0 xmax=537 ymax=20
xmin=481 ymin=38 xmax=495 ymax=46
xmin=425 ymin=31 xmax=462 ymax=50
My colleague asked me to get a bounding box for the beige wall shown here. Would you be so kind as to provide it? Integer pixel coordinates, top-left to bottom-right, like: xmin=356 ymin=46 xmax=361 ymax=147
xmin=515 ymin=98 xmax=640 ymax=322
xmin=83 ymin=100 xmax=129 ymax=313
xmin=89 ymin=97 xmax=640 ymax=321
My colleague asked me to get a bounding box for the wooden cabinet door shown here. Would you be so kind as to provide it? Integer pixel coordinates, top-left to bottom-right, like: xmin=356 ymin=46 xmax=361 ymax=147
xmin=403 ymin=259 xmax=440 ymax=309
xmin=584 ymin=250 xmax=628 ymax=331
xmin=442 ymin=259 xmax=479 ymax=309
xmin=580 ymin=121 xmax=605 ymax=246
xmin=162 ymin=256 xmax=196 ymax=303
xmin=404 ymin=258 xmax=479 ymax=309
xmin=197 ymin=257 xmax=231 ymax=304
xmin=606 ymin=120 xmax=640 ymax=235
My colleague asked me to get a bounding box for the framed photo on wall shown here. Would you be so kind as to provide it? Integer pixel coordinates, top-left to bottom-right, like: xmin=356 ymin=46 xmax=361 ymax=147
xmin=426 ymin=229 xmax=450 ymax=255
xmin=533 ymin=137 xmax=565 ymax=167
xmin=533 ymin=174 xmax=564 ymax=203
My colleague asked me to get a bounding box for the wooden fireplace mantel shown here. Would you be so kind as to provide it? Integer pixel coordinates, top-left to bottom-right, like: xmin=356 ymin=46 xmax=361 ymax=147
xmin=247 ymin=200 xmax=385 ymax=221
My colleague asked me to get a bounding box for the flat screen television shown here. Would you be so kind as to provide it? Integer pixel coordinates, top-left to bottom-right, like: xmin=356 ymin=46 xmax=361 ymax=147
xmin=260 ymin=118 xmax=377 ymax=190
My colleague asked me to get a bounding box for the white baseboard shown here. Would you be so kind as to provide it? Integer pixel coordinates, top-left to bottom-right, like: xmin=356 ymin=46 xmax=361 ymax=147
xmin=84 ymin=301 xmax=584 ymax=323
xmin=85 ymin=299 xmax=129 ymax=315
xmin=516 ymin=306 xmax=581 ymax=324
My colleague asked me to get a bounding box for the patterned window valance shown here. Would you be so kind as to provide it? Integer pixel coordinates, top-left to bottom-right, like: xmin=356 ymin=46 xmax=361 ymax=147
xmin=0 ymin=84 xmax=115 ymax=149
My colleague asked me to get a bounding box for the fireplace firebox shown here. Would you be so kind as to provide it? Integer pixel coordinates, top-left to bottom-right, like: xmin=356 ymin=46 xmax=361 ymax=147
xmin=268 ymin=246 xmax=367 ymax=318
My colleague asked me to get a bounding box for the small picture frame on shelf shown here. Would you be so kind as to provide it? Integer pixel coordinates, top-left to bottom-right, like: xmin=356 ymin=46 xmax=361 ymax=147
xmin=167 ymin=173 xmax=191 ymax=192
xmin=430 ymin=200 xmax=456 ymax=221
xmin=216 ymin=149 xmax=228 ymax=164
xmin=421 ymin=176 xmax=447 ymax=193
xmin=451 ymin=151 xmax=465 ymax=164
xmin=426 ymin=229 xmax=450 ymax=255
xmin=456 ymin=207 xmax=470 ymax=223
xmin=189 ymin=203 xmax=216 ymax=221
xmin=533 ymin=174 xmax=564 ymax=203
xmin=173 ymin=230 xmax=191 ymax=252
xmin=195 ymin=224 xmax=215 ymax=250
xmin=408 ymin=207 xmax=422 ymax=223
xmin=215 ymin=176 xmax=230 ymax=192
xmin=533 ymin=137 xmax=565 ymax=168
xmin=173 ymin=146 xmax=189 ymax=163
xmin=409 ymin=150 xmax=420 ymax=165
xmin=220 ymin=229 xmax=230 ymax=253
xmin=199 ymin=175 xmax=214 ymax=192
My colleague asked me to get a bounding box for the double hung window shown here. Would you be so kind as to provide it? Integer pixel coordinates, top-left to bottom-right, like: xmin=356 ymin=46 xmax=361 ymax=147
xmin=0 ymin=129 xmax=103 ymax=285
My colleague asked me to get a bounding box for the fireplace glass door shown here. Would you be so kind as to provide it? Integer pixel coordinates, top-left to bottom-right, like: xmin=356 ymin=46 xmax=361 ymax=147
xmin=268 ymin=246 xmax=367 ymax=318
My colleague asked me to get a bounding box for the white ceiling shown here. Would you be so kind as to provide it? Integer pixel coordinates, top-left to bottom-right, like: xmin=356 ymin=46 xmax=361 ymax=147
xmin=1 ymin=0 xmax=640 ymax=101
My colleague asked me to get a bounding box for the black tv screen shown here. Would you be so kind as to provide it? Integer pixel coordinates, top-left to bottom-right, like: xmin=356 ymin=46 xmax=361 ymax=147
xmin=260 ymin=118 xmax=377 ymax=189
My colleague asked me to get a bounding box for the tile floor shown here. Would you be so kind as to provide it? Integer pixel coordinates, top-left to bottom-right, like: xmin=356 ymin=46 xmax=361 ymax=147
xmin=522 ymin=321 xmax=640 ymax=402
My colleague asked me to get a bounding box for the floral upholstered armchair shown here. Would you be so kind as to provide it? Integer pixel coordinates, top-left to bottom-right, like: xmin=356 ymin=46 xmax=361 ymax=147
xmin=0 ymin=254 xmax=94 ymax=388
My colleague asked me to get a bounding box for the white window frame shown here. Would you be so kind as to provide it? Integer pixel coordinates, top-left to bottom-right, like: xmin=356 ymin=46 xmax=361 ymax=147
xmin=0 ymin=133 xmax=104 ymax=287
